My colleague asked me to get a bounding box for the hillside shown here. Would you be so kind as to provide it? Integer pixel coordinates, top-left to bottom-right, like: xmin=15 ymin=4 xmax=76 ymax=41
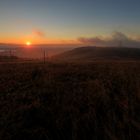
xmin=53 ymin=47 xmax=140 ymax=61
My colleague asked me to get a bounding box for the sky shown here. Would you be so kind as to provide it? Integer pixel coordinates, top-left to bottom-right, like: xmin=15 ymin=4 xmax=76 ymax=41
xmin=0 ymin=0 xmax=140 ymax=45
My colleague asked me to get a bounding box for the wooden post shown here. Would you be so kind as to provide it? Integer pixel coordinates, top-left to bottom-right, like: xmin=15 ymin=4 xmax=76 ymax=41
xmin=119 ymin=40 xmax=123 ymax=47
xmin=9 ymin=49 xmax=12 ymax=58
xmin=44 ymin=49 xmax=45 ymax=64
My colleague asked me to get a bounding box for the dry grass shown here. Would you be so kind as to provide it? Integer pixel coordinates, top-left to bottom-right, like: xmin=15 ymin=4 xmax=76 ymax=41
xmin=0 ymin=61 xmax=140 ymax=140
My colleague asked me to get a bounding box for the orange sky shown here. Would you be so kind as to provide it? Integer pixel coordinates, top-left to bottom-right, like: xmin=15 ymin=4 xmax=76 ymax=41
xmin=0 ymin=36 xmax=80 ymax=45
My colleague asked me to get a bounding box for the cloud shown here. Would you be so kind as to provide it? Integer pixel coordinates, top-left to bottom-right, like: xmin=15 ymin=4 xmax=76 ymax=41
xmin=78 ymin=37 xmax=105 ymax=46
xmin=78 ymin=31 xmax=140 ymax=47
xmin=32 ymin=29 xmax=45 ymax=37
xmin=112 ymin=31 xmax=128 ymax=40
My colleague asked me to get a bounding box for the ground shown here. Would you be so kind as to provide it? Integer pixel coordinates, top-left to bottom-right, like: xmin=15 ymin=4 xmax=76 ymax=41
xmin=0 ymin=61 xmax=140 ymax=140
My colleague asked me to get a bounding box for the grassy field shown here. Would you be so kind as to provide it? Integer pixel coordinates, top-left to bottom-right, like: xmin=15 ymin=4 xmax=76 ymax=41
xmin=0 ymin=61 xmax=140 ymax=140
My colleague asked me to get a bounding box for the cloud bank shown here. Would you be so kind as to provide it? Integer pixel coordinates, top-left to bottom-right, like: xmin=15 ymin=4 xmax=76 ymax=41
xmin=78 ymin=32 xmax=140 ymax=47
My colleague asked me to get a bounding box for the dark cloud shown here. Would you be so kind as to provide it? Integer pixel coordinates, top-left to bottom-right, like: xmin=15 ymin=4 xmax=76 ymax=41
xmin=78 ymin=31 xmax=140 ymax=47
xmin=32 ymin=29 xmax=45 ymax=37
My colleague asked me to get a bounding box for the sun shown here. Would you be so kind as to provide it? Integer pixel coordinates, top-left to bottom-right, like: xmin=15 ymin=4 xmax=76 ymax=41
xmin=26 ymin=41 xmax=31 ymax=46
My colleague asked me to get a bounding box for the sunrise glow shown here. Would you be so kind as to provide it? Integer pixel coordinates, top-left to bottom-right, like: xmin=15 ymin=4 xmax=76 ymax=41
xmin=0 ymin=0 xmax=139 ymax=45
xmin=26 ymin=41 xmax=31 ymax=46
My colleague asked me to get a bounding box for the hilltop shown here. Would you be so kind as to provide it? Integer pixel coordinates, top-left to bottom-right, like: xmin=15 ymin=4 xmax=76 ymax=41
xmin=53 ymin=46 xmax=140 ymax=62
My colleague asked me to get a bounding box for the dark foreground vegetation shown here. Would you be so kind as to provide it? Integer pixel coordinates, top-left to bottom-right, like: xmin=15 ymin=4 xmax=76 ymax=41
xmin=0 ymin=61 xmax=140 ymax=140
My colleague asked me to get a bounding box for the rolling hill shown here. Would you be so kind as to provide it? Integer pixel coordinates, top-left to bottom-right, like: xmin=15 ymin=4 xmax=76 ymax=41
xmin=53 ymin=46 xmax=140 ymax=62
